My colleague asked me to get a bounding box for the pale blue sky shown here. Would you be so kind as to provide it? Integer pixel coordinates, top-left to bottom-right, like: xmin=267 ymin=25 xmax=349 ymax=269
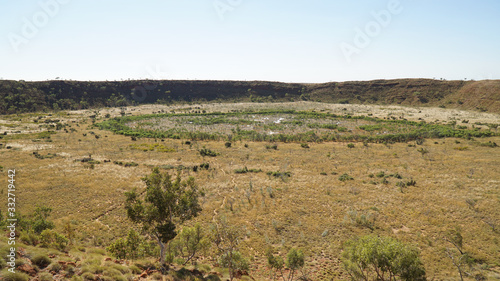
xmin=1 ymin=0 xmax=499 ymax=82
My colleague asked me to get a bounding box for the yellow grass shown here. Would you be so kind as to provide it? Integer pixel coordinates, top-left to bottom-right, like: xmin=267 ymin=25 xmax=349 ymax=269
xmin=0 ymin=103 xmax=499 ymax=280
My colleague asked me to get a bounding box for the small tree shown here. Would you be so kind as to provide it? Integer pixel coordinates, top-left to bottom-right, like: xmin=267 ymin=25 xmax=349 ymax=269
xmin=107 ymin=229 xmax=145 ymax=260
xmin=444 ymin=228 xmax=477 ymax=281
xmin=266 ymin=248 xmax=284 ymax=280
xmin=125 ymin=168 xmax=203 ymax=264
xmin=342 ymin=235 xmax=426 ymax=281
xmin=211 ymin=216 xmax=248 ymax=281
xmin=286 ymin=248 xmax=305 ymax=281
xmin=32 ymin=206 xmax=55 ymax=234
xmin=173 ymin=223 xmax=210 ymax=265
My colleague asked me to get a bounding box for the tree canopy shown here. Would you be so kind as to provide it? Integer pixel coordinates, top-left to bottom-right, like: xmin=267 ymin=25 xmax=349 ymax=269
xmin=125 ymin=168 xmax=203 ymax=264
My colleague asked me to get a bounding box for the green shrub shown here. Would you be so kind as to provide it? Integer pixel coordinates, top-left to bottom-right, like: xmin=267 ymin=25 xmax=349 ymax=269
xmin=66 ymin=265 xmax=76 ymax=277
xmin=265 ymin=144 xmax=278 ymax=150
xmin=109 ymin=263 xmax=130 ymax=274
xmin=300 ymin=143 xmax=309 ymax=148
xmin=219 ymin=251 xmax=249 ymax=277
xmin=199 ymin=147 xmax=218 ymax=157
xmin=224 ymin=142 xmax=232 ymax=148
xmin=266 ymin=248 xmax=284 ymax=280
xmin=1 ymin=271 xmax=30 ymax=281
xmin=103 ymin=268 xmax=125 ymax=280
xmin=339 ymin=173 xmax=354 ymax=181
xmin=49 ymin=262 xmax=62 ymax=273
xmin=479 ymin=141 xmax=498 ymax=147
xmin=342 ymin=235 xmax=426 ymax=281
xmin=38 ymin=272 xmax=53 ymax=281
xmin=286 ymin=248 xmax=305 ymax=281
xmin=234 ymin=167 xmax=262 ymax=174
xmin=266 ymin=171 xmax=291 ymax=178
xmin=40 ymin=229 xmax=68 ymax=251
xmin=129 ymin=265 xmax=142 ymax=274
xmin=106 ymin=229 xmax=147 ymax=260
xmin=81 ymin=272 xmax=95 ymax=281
xmin=30 ymin=206 xmax=55 ymax=234
xmin=31 ymin=254 xmax=51 ymax=268
xmin=345 ymin=209 xmax=375 ymax=230
xmin=347 ymin=143 xmax=355 ymax=148
xmin=19 ymin=232 xmax=39 ymax=246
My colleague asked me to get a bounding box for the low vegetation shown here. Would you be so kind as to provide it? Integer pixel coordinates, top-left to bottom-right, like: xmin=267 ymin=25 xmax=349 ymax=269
xmin=0 ymin=102 xmax=499 ymax=280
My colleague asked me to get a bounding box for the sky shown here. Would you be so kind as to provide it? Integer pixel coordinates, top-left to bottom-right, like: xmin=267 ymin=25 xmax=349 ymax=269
xmin=1 ymin=0 xmax=499 ymax=83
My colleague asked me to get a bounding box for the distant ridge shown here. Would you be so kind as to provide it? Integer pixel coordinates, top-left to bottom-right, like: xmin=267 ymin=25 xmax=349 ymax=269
xmin=0 ymin=78 xmax=499 ymax=114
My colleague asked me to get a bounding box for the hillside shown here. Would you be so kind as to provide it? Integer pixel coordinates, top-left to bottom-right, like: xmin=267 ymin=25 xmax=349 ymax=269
xmin=1 ymin=79 xmax=499 ymax=114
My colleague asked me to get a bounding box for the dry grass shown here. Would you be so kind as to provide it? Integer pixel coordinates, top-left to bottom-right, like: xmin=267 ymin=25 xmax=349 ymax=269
xmin=0 ymin=103 xmax=499 ymax=280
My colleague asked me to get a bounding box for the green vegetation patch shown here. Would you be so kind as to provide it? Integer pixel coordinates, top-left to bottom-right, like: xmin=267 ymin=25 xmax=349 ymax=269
xmin=96 ymin=110 xmax=498 ymax=143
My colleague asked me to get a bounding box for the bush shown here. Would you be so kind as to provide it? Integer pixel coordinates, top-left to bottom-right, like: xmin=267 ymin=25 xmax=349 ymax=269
xmin=286 ymin=248 xmax=305 ymax=281
xmin=266 ymin=171 xmax=291 ymax=178
xmin=1 ymin=271 xmax=30 ymax=281
xmin=265 ymin=144 xmax=278 ymax=150
xmin=106 ymin=229 xmax=145 ymax=260
xmin=225 ymin=142 xmax=232 ymax=148
xmin=338 ymin=173 xmax=354 ymax=181
xmin=40 ymin=229 xmax=68 ymax=251
xmin=342 ymin=235 xmax=426 ymax=281
xmin=39 ymin=272 xmax=53 ymax=281
xmin=345 ymin=209 xmax=375 ymax=230
xmin=129 ymin=265 xmax=142 ymax=274
xmin=82 ymin=272 xmax=95 ymax=281
xmin=199 ymin=147 xmax=218 ymax=157
xmin=219 ymin=251 xmax=249 ymax=276
xmin=31 ymin=254 xmax=51 ymax=268
xmin=347 ymin=143 xmax=355 ymax=148
xmin=49 ymin=262 xmax=62 ymax=273
xmin=19 ymin=231 xmax=39 ymax=246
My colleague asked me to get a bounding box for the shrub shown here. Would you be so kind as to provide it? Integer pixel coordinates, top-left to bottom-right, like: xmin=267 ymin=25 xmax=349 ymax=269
xmin=234 ymin=167 xmax=262 ymax=174
xmin=39 ymin=272 xmax=53 ymax=281
xmin=199 ymin=147 xmax=217 ymax=157
xmin=300 ymin=143 xmax=309 ymax=148
xmin=40 ymin=229 xmax=68 ymax=251
xmin=342 ymin=235 xmax=426 ymax=281
xmin=1 ymin=271 xmax=30 ymax=281
xmin=49 ymin=262 xmax=62 ymax=273
xmin=31 ymin=206 xmax=55 ymax=234
xmin=347 ymin=143 xmax=355 ymax=149
xmin=479 ymin=141 xmax=498 ymax=147
xmin=225 ymin=142 xmax=232 ymax=148
xmin=31 ymin=254 xmax=51 ymax=268
xmin=265 ymin=144 xmax=278 ymax=150
xmin=338 ymin=173 xmax=354 ymax=181
xmin=266 ymin=248 xmax=284 ymax=280
xmin=345 ymin=209 xmax=376 ymax=230
xmin=106 ymin=229 xmax=145 ymax=260
xmin=219 ymin=251 xmax=249 ymax=278
xmin=266 ymin=171 xmax=291 ymax=178
xmin=82 ymin=272 xmax=95 ymax=281
xmin=19 ymin=231 xmax=39 ymax=246
xmin=129 ymin=265 xmax=142 ymax=274
xmin=286 ymin=248 xmax=305 ymax=281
